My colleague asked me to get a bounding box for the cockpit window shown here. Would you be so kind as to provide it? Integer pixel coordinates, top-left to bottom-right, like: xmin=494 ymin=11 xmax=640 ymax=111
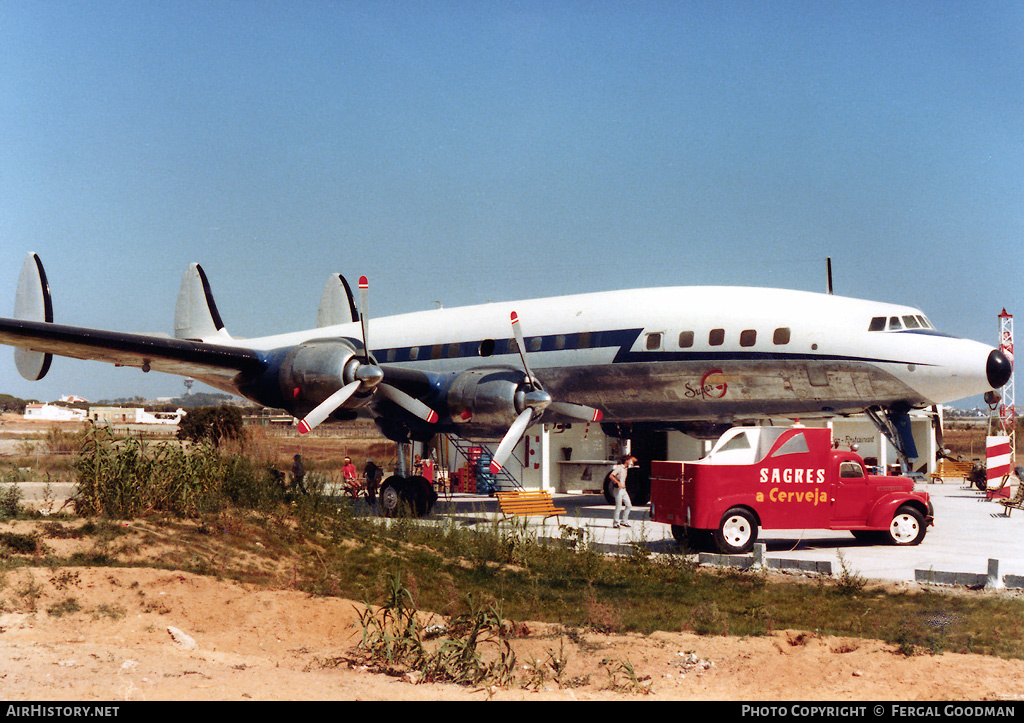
xmin=870 ymin=314 xmax=937 ymax=332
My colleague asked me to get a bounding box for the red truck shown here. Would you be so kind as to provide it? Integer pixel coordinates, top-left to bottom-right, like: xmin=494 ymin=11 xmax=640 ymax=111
xmin=649 ymin=426 xmax=934 ymax=554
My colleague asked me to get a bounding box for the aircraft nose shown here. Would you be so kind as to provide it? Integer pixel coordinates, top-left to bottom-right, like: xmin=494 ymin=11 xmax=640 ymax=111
xmin=987 ymin=349 xmax=1013 ymax=389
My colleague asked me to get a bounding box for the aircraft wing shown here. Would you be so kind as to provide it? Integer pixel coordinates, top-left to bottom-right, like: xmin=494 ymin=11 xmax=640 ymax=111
xmin=0 ymin=316 xmax=264 ymax=392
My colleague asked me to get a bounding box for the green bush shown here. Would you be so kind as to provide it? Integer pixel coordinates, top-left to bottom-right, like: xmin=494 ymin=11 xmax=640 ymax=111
xmin=73 ymin=426 xmax=282 ymax=519
xmin=176 ymin=405 xmax=245 ymax=447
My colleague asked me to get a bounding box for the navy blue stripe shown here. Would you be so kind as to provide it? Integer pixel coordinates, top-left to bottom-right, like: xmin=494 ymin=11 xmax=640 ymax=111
xmin=372 ymin=327 xmax=934 ymax=368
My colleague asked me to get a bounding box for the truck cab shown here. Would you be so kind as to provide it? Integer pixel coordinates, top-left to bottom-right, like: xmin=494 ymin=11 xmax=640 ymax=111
xmin=649 ymin=427 xmax=934 ymax=554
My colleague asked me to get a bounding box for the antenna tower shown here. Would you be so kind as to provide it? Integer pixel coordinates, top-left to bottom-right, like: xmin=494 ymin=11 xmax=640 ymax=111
xmin=997 ymin=309 xmax=1015 ymax=468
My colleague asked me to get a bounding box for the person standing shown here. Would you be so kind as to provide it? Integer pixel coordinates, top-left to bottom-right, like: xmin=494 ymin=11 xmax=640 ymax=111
xmin=609 ymin=454 xmax=635 ymax=529
xmin=363 ymin=458 xmax=381 ymax=504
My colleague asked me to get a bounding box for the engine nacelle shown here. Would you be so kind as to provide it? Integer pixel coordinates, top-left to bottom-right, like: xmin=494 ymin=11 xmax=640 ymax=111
xmin=277 ymin=341 xmax=365 ymax=416
xmin=446 ymin=367 xmax=526 ymax=440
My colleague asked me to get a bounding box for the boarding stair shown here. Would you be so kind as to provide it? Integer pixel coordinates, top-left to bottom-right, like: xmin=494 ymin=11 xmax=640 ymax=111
xmin=445 ymin=435 xmax=523 ymax=495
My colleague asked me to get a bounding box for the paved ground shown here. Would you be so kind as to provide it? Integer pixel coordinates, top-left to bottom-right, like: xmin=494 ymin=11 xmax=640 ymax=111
xmin=15 ymin=478 xmax=1024 ymax=587
xmin=429 ymin=481 xmax=1024 ymax=587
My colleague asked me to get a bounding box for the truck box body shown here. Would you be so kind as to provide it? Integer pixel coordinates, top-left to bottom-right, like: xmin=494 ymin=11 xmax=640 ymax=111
xmin=650 ymin=427 xmax=933 ymax=553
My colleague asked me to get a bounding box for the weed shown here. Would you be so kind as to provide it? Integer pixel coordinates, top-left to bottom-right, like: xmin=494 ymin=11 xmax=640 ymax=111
xmin=603 ymin=657 xmax=653 ymax=695
xmin=353 ymin=573 xmax=520 ymax=688
xmin=689 ymin=600 xmax=728 ymax=636
xmin=91 ymin=604 xmax=127 ymax=620
xmin=835 ymin=551 xmax=866 ymax=596
xmin=0 ymin=483 xmax=23 ymax=519
xmin=47 ymin=597 xmax=82 ymax=617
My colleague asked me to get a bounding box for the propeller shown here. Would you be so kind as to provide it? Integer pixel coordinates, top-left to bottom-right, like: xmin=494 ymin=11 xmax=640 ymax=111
xmin=489 ymin=311 xmax=603 ymax=474
xmin=298 ymin=276 xmax=438 ymax=434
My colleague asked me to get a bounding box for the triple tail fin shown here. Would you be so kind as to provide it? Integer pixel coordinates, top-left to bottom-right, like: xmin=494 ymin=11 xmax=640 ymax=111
xmin=174 ymin=264 xmax=231 ymax=341
xmin=13 ymin=252 xmax=53 ymax=380
xmin=316 ymin=273 xmax=359 ymax=327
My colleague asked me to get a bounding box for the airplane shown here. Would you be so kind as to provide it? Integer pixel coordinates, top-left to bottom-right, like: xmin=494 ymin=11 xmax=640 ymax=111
xmin=1 ymin=252 xmax=1013 ymax=515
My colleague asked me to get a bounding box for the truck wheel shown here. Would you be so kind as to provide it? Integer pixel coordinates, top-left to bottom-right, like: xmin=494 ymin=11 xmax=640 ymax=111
xmin=888 ymin=505 xmax=927 ymax=546
xmin=714 ymin=507 xmax=758 ymax=554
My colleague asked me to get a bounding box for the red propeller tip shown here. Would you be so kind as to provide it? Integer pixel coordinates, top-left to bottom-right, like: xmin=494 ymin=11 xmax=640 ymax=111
xmin=510 ymin=311 xmax=519 ymax=324
xmin=489 ymin=461 xmax=502 ymax=475
xmin=297 ymin=420 xmax=311 ymax=435
xmin=592 ymin=410 xmax=603 ymax=422
xmin=359 ymin=276 xmax=368 ymax=288
xmin=426 ymin=410 xmax=439 ymax=424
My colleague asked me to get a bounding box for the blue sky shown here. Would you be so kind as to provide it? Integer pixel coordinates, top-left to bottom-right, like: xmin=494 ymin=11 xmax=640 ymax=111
xmin=1 ymin=1 xmax=1022 ymax=404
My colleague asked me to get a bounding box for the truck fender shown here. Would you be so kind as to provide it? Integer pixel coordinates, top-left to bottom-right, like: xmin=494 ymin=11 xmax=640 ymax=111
xmin=865 ymin=496 xmax=931 ymax=530
xmin=694 ymin=494 xmax=761 ymax=532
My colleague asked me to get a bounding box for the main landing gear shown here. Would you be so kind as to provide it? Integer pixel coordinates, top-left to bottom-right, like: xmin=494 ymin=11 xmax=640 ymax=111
xmin=376 ymin=439 xmax=438 ymax=518
xmin=379 ymin=474 xmax=437 ymax=518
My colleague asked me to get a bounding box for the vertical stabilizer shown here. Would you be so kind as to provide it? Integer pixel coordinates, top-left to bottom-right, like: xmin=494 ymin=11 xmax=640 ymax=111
xmin=174 ymin=264 xmax=230 ymax=341
xmin=13 ymin=252 xmax=53 ymax=380
xmin=316 ymin=273 xmax=359 ymax=327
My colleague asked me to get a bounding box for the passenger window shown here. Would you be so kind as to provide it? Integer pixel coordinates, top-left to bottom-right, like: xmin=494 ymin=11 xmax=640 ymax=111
xmin=839 ymin=461 xmax=864 ymax=479
xmin=528 ymin=337 xmax=542 ymax=352
xmin=740 ymin=330 xmax=756 ymax=347
xmin=479 ymin=339 xmax=495 ymax=357
xmin=577 ymin=332 xmax=591 ymax=349
xmin=409 ymin=346 xmax=419 ymax=361
xmin=431 ymin=344 xmax=443 ymax=360
xmin=902 ymin=316 xmax=920 ymax=329
xmin=868 ymin=317 xmax=886 ymax=332
xmin=554 ymin=335 xmax=566 ymax=350
xmin=773 ymin=327 xmax=791 ymax=345
xmin=645 ymin=332 xmax=662 ymax=351
xmin=447 ymin=343 xmax=460 ymax=358
xmin=709 ymin=329 xmax=725 ymax=346
xmin=678 ymin=331 xmax=694 ymax=348
xmin=889 ymin=317 xmax=902 ymax=330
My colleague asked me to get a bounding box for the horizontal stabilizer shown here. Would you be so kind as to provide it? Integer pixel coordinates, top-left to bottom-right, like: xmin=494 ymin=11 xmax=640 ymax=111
xmin=13 ymin=252 xmax=53 ymax=381
xmin=316 ymin=274 xmax=359 ymax=327
xmin=174 ymin=264 xmax=229 ymax=341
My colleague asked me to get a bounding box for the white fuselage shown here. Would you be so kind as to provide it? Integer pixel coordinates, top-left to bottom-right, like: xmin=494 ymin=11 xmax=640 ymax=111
xmin=223 ymin=286 xmax=998 ymax=424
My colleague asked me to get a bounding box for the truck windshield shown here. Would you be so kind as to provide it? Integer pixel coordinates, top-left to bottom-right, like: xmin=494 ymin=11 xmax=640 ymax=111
xmin=769 ymin=432 xmax=809 ymax=458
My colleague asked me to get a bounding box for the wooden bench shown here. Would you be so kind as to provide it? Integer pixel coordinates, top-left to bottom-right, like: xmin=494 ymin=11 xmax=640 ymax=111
xmin=929 ymin=458 xmax=973 ymax=484
xmin=495 ymin=490 xmax=567 ymax=523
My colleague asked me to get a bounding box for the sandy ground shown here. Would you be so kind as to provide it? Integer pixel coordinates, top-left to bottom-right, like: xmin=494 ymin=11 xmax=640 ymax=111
xmin=2 ymin=565 xmax=1024 ymax=702
xmin=3 ymin=416 xmax=1023 ymax=702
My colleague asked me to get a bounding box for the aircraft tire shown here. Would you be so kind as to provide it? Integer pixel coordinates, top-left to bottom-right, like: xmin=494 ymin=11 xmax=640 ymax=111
xmin=602 ymin=472 xmax=615 ymax=504
xmin=379 ymin=476 xmax=405 ymax=518
xmin=406 ymin=475 xmax=437 ymax=517
xmin=625 ymin=468 xmax=650 ymax=506
xmin=714 ymin=507 xmax=758 ymax=555
xmin=887 ymin=505 xmax=927 ymax=546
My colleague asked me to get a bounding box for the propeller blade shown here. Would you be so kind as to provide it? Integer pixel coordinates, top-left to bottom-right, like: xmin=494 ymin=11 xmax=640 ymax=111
xmin=489 ymin=408 xmax=534 ymax=474
xmin=358 ymin=275 xmax=370 ymax=359
xmin=297 ymin=380 xmax=361 ymax=434
xmin=548 ymin=401 xmax=604 ymax=423
xmin=378 ymin=384 xmax=439 ymax=424
xmin=509 ymin=310 xmax=537 ymax=389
